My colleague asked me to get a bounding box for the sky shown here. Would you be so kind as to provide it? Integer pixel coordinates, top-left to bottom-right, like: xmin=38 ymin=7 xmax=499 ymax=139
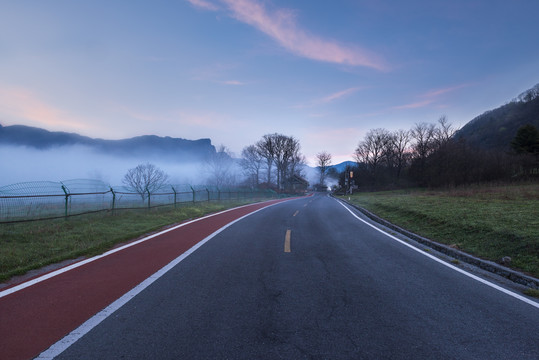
xmin=1 ymin=0 xmax=539 ymax=166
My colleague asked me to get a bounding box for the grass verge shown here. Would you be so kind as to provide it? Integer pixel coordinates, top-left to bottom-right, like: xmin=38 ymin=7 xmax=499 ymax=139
xmin=340 ymin=183 xmax=539 ymax=278
xmin=524 ymin=288 xmax=539 ymax=298
xmin=0 ymin=200 xmax=260 ymax=283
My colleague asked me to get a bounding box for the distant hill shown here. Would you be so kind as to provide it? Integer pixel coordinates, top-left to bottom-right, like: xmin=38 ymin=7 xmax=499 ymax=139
xmin=0 ymin=124 xmax=216 ymax=161
xmin=455 ymin=84 xmax=539 ymax=151
xmin=328 ymin=161 xmax=356 ymax=173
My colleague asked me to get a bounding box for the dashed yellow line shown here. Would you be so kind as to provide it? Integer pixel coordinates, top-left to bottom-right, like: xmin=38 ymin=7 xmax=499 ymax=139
xmin=284 ymin=229 xmax=291 ymax=253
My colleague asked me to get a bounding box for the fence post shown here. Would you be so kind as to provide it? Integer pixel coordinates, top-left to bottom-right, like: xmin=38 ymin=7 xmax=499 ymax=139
xmin=172 ymin=186 xmax=177 ymax=208
xmin=217 ymin=187 xmax=221 ymax=202
xmin=60 ymin=185 xmax=69 ymax=218
xmin=147 ymin=189 xmax=151 ymax=209
xmin=190 ymin=186 xmax=196 ymax=203
xmin=206 ymin=188 xmax=210 ymax=202
xmin=110 ymin=187 xmax=116 ymax=214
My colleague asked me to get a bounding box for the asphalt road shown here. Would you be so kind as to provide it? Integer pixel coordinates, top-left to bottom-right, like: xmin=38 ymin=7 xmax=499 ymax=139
xmin=49 ymin=194 xmax=538 ymax=359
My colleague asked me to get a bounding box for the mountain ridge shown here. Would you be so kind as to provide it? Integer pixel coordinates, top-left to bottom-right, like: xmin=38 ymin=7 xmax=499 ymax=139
xmin=455 ymin=83 xmax=539 ymax=151
xmin=0 ymin=124 xmax=216 ymax=162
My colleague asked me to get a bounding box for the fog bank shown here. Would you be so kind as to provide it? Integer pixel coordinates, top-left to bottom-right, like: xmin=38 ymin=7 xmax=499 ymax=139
xmin=0 ymin=145 xmax=207 ymax=187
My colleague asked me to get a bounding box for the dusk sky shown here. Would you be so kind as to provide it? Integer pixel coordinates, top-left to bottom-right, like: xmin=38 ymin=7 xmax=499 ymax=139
xmin=1 ymin=0 xmax=539 ymax=165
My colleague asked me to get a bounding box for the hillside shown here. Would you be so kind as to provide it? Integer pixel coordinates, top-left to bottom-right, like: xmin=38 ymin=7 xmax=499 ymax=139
xmin=328 ymin=161 xmax=356 ymax=173
xmin=455 ymin=84 xmax=539 ymax=151
xmin=0 ymin=124 xmax=216 ymax=162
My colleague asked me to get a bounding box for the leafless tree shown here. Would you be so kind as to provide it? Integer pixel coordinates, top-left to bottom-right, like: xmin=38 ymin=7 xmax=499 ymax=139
xmin=250 ymin=133 xmax=304 ymax=190
xmin=289 ymin=153 xmax=307 ymax=179
xmin=240 ymin=145 xmax=264 ymax=187
xmin=391 ymin=129 xmax=412 ymax=179
xmin=409 ymin=122 xmax=437 ymax=182
xmin=515 ymin=83 xmax=539 ymax=102
xmin=354 ymin=128 xmax=391 ymax=180
xmin=256 ymin=134 xmax=276 ymax=185
xmin=205 ymin=145 xmax=237 ymax=188
xmin=122 ymin=162 xmax=169 ymax=201
xmin=274 ymin=134 xmax=302 ymax=190
xmin=411 ymin=122 xmax=436 ymax=161
xmin=434 ymin=115 xmax=457 ymax=149
xmin=316 ymin=151 xmax=332 ymax=185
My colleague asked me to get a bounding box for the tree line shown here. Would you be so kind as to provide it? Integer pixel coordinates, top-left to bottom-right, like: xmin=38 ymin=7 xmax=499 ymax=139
xmin=120 ymin=119 xmax=537 ymax=198
xmin=119 ymin=133 xmax=309 ymax=199
xmin=240 ymin=133 xmax=306 ymax=191
xmin=340 ymin=116 xmax=538 ymax=190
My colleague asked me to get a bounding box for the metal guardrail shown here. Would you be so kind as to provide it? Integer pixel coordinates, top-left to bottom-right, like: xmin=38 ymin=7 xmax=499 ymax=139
xmin=0 ymin=179 xmax=279 ymax=223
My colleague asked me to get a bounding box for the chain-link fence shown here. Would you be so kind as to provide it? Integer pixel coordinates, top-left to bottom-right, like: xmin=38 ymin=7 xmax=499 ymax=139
xmin=0 ymin=179 xmax=280 ymax=223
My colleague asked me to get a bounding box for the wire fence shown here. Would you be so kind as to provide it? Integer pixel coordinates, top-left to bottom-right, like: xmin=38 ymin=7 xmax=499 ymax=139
xmin=0 ymin=179 xmax=282 ymax=223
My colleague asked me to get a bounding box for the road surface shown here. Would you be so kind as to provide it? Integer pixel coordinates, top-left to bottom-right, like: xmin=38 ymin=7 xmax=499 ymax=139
xmin=2 ymin=194 xmax=539 ymax=359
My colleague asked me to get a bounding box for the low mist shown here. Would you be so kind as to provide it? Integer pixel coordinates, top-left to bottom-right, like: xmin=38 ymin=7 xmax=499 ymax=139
xmin=0 ymin=145 xmax=335 ymax=190
xmin=0 ymin=145 xmax=209 ymax=187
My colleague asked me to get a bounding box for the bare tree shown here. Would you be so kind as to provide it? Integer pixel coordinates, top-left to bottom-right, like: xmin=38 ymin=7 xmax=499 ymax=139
xmin=391 ymin=129 xmax=411 ymax=179
xmin=122 ymin=162 xmax=169 ymax=201
xmin=256 ymin=134 xmax=276 ymax=186
xmin=273 ymin=134 xmax=302 ymax=190
xmin=410 ymin=122 xmax=436 ymax=184
xmin=289 ymin=153 xmax=306 ymax=179
xmin=249 ymin=133 xmax=304 ymax=190
xmin=411 ymin=122 xmax=436 ymax=161
xmin=434 ymin=115 xmax=456 ymax=149
xmin=316 ymin=151 xmax=332 ymax=185
xmin=354 ymin=128 xmax=391 ymax=181
xmin=205 ymin=145 xmax=237 ymax=188
xmin=240 ymin=145 xmax=264 ymax=187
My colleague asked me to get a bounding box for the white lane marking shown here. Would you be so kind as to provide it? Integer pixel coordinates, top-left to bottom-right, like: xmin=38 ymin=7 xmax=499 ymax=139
xmin=35 ymin=200 xmax=292 ymax=359
xmin=0 ymin=200 xmax=287 ymax=299
xmin=335 ymin=199 xmax=539 ymax=310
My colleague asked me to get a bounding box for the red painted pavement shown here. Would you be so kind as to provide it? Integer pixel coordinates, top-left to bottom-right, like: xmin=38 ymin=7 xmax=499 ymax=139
xmin=0 ymin=199 xmax=292 ymax=360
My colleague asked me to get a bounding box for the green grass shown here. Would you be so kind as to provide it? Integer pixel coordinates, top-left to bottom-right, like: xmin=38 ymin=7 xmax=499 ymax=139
xmin=341 ymin=183 xmax=539 ymax=278
xmin=524 ymin=288 xmax=539 ymax=298
xmin=0 ymin=201 xmax=258 ymax=283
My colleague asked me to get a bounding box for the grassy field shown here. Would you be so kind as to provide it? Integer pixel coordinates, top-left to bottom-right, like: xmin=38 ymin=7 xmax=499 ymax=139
xmin=0 ymin=201 xmax=259 ymax=283
xmin=340 ymin=183 xmax=539 ymax=278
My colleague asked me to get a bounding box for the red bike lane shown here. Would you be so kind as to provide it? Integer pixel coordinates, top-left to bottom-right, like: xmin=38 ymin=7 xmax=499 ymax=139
xmin=0 ymin=199 xmax=292 ymax=360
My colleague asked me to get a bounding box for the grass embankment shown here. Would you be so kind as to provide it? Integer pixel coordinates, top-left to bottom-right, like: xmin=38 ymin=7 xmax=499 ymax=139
xmin=0 ymin=201 xmax=256 ymax=283
xmin=341 ymin=183 xmax=539 ymax=278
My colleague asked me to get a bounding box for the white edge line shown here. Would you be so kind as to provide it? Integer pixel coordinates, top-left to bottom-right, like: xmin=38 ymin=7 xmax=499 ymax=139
xmin=334 ymin=198 xmax=539 ymax=310
xmin=35 ymin=200 xmax=286 ymax=359
xmin=0 ymin=200 xmax=278 ymax=299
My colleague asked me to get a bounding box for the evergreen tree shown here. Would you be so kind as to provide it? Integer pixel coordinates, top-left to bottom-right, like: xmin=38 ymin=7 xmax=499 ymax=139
xmin=511 ymin=124 xmax=539 ymax=154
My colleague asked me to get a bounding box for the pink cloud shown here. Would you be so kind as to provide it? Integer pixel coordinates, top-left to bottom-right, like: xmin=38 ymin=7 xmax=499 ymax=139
xmin=292 ymin=87 xmax=361 ymax=109
xmin=185 ymin=0 xmax=220 ymax=11
xmin=393 ymin=83 xmax=472 ymax=110
xmin=0 ymin=86 xmax=90 ymax=131
xmin=393 ymin=99 xmax=434 ymax=110
xmin=187 ymin=0 xmax=388 ymax=70
xmin=420 ymin=83 xmax=472 ymax=98
xmin=220 ymin=80 xmax=246 ymax=85
xmin=321 ymin=87 xmax=361 ymax=103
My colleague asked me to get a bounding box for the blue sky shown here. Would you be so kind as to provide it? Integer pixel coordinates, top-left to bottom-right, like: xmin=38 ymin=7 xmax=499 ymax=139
xmin=1 ymin=0 xmax=538 ymax=165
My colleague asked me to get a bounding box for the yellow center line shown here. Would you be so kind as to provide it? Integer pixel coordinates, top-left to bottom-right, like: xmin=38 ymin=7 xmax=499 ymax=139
xmin=284 ymin=229 xmax=291 ymax=253
xmin=293 ymin=210 xmax=299 ymax=217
